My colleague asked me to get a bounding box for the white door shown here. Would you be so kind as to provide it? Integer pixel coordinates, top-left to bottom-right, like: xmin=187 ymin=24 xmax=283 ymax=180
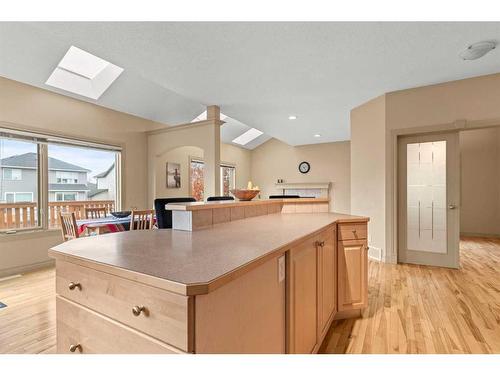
xmin=398 ymin=132 xmax=460 ymax=268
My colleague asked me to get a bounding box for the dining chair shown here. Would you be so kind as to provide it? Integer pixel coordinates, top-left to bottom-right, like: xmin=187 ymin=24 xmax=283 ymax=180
xmin=154 ymin=197 xmax=196 ymax=229
xmin=59 ymin=212 xmax=79 ymax=241
xmin=206 ymin=196 xmax=235 ymax=201
xmin=269 ymin=195 xmax=300 ymax=199
xmin=130 ymin=209 xmax=155 ymax=230
xmin=84 ymin=207 xmax=107 ymax=219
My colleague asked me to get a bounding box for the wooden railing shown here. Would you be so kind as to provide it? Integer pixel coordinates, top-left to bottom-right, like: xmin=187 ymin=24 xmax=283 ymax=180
xmin=0 ymin=200 xmax=115 ymax=230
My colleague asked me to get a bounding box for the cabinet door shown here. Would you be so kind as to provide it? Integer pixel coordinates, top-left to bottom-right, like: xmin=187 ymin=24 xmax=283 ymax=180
xmin=318 ymin=229 xmax=336 ymax=337
xmin=337 ymin=239 xmax=368 ymax=311
xmin=287 ymin=237 xmax=318 ymax=354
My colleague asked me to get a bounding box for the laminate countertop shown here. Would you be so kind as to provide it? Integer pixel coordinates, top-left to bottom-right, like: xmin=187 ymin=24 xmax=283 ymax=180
xmin=49 ymin=213 xmax=368 ymax=295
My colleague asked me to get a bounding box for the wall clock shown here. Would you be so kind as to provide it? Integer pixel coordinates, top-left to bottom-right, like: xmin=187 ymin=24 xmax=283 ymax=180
xmin=298 ymin=161 xmax=310 ymax=174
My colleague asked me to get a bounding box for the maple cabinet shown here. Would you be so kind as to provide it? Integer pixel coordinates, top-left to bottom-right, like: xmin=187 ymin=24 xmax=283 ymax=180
xmin=337 ymin=224 xmax=368 ymax=311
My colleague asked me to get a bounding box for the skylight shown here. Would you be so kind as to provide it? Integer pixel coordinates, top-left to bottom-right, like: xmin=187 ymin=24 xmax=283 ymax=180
xmin=232 ymin=128 xmax=264 ymax=145
xmin=46 ymin=46 xmax=124 ymax=100
xmin=191 ymin=110 xmax=228 ymax=122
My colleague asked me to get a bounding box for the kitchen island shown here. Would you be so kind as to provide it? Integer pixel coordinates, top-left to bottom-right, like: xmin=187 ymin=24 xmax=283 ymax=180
xmin=49 ymin=210 xmax=369 ymax=354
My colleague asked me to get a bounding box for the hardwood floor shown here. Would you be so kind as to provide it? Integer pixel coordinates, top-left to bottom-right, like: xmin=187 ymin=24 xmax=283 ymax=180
xmin=0 ymin=237 xmax=498 ymax=354
xmin=320 ymin=236 xmax=500 ymax=354
xmin=0 ymin=267 xmax=56 ymax=354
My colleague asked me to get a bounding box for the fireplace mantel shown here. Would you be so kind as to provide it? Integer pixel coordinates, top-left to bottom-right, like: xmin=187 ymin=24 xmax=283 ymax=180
xmin=274 ymin=182 xmax=331 ymax=198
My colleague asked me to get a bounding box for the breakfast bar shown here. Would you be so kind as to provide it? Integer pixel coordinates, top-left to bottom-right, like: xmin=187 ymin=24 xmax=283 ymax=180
xmin=49 ymin=206 xmax=369 ymax=354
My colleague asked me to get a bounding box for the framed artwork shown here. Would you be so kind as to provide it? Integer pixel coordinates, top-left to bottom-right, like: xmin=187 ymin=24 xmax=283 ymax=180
xmin=166 ymin=162 xmax=181 ymax=188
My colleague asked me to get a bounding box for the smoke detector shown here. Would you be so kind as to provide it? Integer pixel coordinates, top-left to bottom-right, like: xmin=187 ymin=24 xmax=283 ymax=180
xmin=459 ymin=41 xmax=496 ymax=60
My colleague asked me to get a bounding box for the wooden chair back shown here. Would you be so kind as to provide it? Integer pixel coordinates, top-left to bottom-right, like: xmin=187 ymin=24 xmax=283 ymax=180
xmin=85 ymin=207 xmax=107 ymax=219
xmin=59 ymin=212 xmax=79 ymax=241
xmin=130 ymin=209 xmax=155 ymax=230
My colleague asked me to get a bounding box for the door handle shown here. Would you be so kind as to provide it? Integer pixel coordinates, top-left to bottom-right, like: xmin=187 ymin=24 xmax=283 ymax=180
xmin=448 ymin=204 xmax=457 ymax=210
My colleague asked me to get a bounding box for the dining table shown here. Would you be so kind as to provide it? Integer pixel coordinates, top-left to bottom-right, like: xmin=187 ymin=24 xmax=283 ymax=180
xmin=76 ymin=215 xmax=133 ymax=236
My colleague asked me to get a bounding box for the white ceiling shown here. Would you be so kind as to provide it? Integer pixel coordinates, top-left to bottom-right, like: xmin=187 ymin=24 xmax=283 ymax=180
xmin=1 ymin=22 xmax=500 ymax=145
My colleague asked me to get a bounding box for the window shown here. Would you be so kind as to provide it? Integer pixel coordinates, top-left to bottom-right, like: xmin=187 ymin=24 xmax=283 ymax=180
xmin=56 ymin=171 xmax=79 ymax=184
xmin=48 ymin=143 xmax=119 ymax=228
xmin=55 ymin=192 xmax=77 ymax=201
xmin=4 ymin=192 xmax=34 ymax=203
xmin=189 ymin=159 xmax=237 ymax=200
xmin=190 ymin=159 xmax=204 ymax=201
xmin=0 ymin=128 xmax=121 ymax=233
xmin=0 ymin=137 xmax=39 ymax=230
xmin=3 ymin=168 xmax=22 ymax=180
xmin=220 ymin=164 xmax=236 ymax=196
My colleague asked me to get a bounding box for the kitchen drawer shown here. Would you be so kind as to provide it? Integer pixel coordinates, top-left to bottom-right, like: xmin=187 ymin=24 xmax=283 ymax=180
xmin=56 ymin=260 xmax=192 ymax=351
xmin=337 ymin=223 xmax=367 ymax=241
xmin=56 ymin=296 xmax=182 ymax=354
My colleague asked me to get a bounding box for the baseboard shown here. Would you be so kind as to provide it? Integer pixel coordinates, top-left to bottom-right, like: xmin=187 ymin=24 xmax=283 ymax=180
xmin=0 ymin=260 xmax=54 ymax=279
xmin=367 ymin=245 xmax=382 ymax=261
xmin=460 ymin=232 xmax=500 ymax=239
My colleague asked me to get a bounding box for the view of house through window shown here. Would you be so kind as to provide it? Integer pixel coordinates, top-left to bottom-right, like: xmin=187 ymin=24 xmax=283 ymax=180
xmin=189 ymin=159 xmax=236 ymax=201
xmin=47 ymin=143 xmax=118 ymax=227
xmin=0 ymin=133 xmax=120 ymax=232
xmin=0 ymin=138 xmax=40 ymax=230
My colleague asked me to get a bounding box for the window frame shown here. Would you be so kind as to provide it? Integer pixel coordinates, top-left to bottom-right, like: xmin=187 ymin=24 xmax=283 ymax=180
xmin=188 ymin=157 xmax=238 ymax=200
xmin=4 ymin=192 xmax=34 ymax=203
xmin=2 ymin=168 xmax=22 ymax=181
xmin=55 ymin=192 xmax=78 ymax=202
xmin=220 ymin=163 xmax=236 ymax=197
xmin=1 ymin=126 xmax=123 ymax=235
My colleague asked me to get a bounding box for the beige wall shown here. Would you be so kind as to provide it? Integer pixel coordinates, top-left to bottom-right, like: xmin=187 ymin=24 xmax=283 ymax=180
xmin=250 ymin=138 xmax=351 ymax=213
xmin=0 ymin=76 xmax=163 ymax=276
xmin=460 ymin=127 xmax=500 ymax=237
xmin=147 ymin=121 xmax=221 ymax=204
xmin=350 ymin=95 xmax=386 ymax=260
xmin=151 ymin=143 xmax=251 ymax=199
xmin=154 ymin=146 xmax=204 ymax=199
xmin=352 ymin=72 xmax=500 ymax=263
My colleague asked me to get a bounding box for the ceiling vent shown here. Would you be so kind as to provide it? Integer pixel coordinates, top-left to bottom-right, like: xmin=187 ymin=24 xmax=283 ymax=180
xmin=459 ymin=41 xmax=496 ymax=60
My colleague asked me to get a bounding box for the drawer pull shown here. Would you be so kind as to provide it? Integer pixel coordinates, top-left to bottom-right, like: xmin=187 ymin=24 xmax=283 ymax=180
xmin=68 ymin=282 xmax=82 ymax=291
xmin=315 ymin=241 xmax=325 ymax=247
xmin=132 ymin=305 xmax=146 ymax=316
xmin=69 ymin=344 xmax=82 ymax=353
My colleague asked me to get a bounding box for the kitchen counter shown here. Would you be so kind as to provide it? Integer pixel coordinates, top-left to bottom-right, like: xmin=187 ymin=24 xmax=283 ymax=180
xmin=49 ymin=212 xmax=367 ymax=295
xmin=49 ymin=211 xmax=369 ymax=354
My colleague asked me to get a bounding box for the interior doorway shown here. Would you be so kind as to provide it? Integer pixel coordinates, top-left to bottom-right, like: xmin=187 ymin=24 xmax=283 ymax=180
xmin=397 ymin=132 xmax=460 ymax=268
xmin=459 ymin=127 xmax=500 ymax=239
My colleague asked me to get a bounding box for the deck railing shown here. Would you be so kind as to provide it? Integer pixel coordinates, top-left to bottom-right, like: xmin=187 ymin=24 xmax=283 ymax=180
xmin=0 ymin=200 xmax=115 ymax=230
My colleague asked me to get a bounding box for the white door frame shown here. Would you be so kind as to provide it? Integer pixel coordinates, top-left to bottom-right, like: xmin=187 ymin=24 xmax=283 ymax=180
xmin=397 ymin=131 xmax=460 ymax=268
xmin=389 ymin=118 xmax=500 ymax=265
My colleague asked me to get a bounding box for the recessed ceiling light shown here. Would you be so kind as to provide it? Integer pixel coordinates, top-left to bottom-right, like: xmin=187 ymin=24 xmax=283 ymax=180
xmin=288 ymin=115 xmax=297 ymax=120
xmin=46 ymin=46 xmax=123 ymax=100
xmin=232 ymin=128 xmax=264 ymax=145
xmin=314 ymin=134 xmax=321 ymax=138
xmin=459 ymin=41 xmax=496 ymax=60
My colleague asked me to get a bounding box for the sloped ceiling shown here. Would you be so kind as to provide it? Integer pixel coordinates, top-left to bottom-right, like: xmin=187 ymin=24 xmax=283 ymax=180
xmin=1 ymin=22 xmax=500 ymax=146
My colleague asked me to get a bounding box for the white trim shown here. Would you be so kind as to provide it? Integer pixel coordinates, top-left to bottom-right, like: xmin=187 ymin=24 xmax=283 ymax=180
xmin=2 ymin=168 xmax=22 ymax=181
xmin=4 ymin=191 xmax=34 ymax=203
xmin=367 ymin=245 xmax=382 ymax=262
xmin=55 ymin=192 xmax=79 ymax=201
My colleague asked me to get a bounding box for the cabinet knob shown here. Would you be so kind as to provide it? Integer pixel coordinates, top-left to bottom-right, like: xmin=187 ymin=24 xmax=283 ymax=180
xmin=68 ymin=282 xmax=81 ymax=291
xmin=69 ymin=344 xmax=82 ymax=353
xmin=132 ymin=305 xmax=146 ymax=316
xmin=315 ymin=241 xmax=325 ymax=247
